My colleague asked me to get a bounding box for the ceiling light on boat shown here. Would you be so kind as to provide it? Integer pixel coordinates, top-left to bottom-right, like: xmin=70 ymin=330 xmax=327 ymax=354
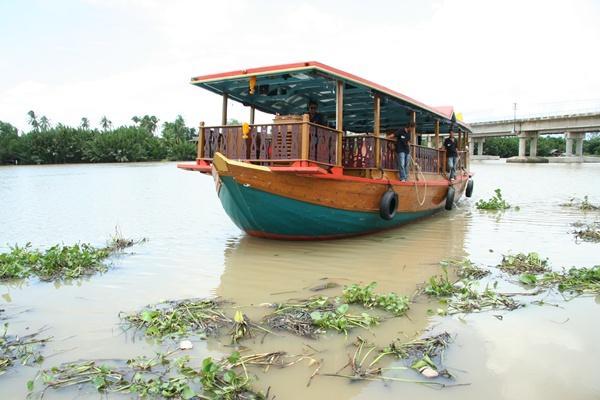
xmin=248 ymin=76 xmax=257 ymax=95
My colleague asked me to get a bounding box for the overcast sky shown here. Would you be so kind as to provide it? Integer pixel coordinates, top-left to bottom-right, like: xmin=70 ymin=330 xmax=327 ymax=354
xmin=1 ymin=0 xmax=599 ymax=131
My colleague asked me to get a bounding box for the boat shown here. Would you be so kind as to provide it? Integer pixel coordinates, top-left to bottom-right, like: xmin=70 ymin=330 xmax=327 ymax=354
xmin=178 ymin=61 xmax=473 ymax=240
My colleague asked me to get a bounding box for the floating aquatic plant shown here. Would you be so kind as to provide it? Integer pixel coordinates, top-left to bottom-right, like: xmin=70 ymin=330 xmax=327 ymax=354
xmin=572 ymin=222 xmax=600 ymax=242
xmin=29 ymin=351 xmax=269 ymax=399
xmin=342 ymin=282 xmax=410 ymax=316
xmin=441 ymin=258 xmax=491 ymax=280
xmin=475 ymin=188 xmax=511 ymax=210
xmin=0 ymin=323 xmax=50 ymax=375
xmin=265 ymin=296 xmax=378 ymax=337
xmin=0 ymin=234 xmax=144 ymax=281
xmin=499 ymin=252 xmax=550 ymax=275
xmin=520 ymin=266 xmax=600 ymax=295
xmin=121 ymin=298 xmax=230 ymax=339
xmin=560 ymin=196 xmax=600 ymax=211
xmin=423 ymin=268 xmax=456 ymax=297
xmin=320 ymin=335 xmax=455 ymax=387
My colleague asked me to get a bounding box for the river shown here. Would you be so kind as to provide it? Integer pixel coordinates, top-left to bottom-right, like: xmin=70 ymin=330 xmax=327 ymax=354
xmin=0 ymin=160 xmax=599 ymax=399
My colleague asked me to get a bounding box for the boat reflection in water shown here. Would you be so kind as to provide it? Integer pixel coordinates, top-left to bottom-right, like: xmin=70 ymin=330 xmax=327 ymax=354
xmin=212 ymin=210 xmax=469 ymax=400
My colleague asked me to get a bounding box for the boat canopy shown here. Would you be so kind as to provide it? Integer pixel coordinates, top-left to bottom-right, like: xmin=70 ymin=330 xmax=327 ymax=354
xmin=191 ymin=61 xmax=470 ymax=134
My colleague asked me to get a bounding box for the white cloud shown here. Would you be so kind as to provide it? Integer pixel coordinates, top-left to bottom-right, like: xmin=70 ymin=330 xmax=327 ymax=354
xmin=1 ymin=0 xmax=599 ymax=131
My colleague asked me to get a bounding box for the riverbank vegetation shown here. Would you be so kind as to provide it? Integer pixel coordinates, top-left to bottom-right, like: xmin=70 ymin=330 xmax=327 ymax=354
xmin=0 ymin=113 xmax=197 ymax=165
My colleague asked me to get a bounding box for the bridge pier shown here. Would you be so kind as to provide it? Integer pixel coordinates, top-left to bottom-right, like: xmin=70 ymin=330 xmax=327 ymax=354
xmin=564 ymin=131 xmax=585 ymax=157
xmin=509 ymin=131 xmax=548 ymax=163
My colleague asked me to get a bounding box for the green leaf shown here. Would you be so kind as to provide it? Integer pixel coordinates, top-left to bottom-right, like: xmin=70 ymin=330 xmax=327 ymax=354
xmin=234 ymin=310 xmax=244 ymax=323
xmin=27 ymin=380 xmax=34 ymax=391
xmin=227 ymin=351 xmax=240 ymax=364
xmin=520 ymin=274 xmax=537 ymax=285
xmin=223 ymin=370 xmax=237 ymax=383
xmin=310 ymin=311 xmax=322 ymax=321
xmin=182 ymin=385 xmax=196 ymax=400
xmin=140 ymin=310 xmax=155 ymax=322
xmin=336 ymin=304 xmax=349 ymax=315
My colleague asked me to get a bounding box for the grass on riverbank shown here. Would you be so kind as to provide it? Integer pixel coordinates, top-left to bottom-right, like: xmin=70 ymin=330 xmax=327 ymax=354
xmin=0 ymin=235 xmax=144 ymax=281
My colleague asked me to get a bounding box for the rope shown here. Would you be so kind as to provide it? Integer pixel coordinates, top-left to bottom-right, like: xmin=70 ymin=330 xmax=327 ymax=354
xmin=409 ymin=157 xmax=427 ymax=207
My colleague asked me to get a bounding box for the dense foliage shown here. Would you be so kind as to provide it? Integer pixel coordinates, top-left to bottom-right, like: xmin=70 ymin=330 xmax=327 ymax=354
xmin=482 ymin=135 xmax=600 ymax=157
xmin=0 ymin=114 xmax=197 ymax=165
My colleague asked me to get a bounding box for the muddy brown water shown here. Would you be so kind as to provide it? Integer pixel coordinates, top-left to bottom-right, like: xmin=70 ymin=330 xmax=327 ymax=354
xmin=0 ymin=161 xmax=599 ymax=399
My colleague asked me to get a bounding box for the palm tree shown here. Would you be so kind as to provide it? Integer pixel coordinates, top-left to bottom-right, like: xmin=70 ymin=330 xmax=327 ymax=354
xmin=80 ymin=117 xmax=90 ymax=130
xmin=39 ymin=116 xmax=51 ymax=132
xmin=132 ymin=115 xmax=159 ymax=134
xmin=100 ymin=116 xmax=112 ymax=132
xmin=27 ymin=110 xmax=39 ymax=132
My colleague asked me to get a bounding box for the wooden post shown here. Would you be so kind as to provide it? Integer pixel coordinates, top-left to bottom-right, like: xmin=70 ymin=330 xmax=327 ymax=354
xmin=336 ymin=80 xmax=344 ymax=131
xmin=410 ymin=111 xmax=417 ymax=145
xmin=335 ymin=80 xmax=344 ymax=167
xmin=221 ymin=93 xmax=228 ymax=125
xmin=434 ymin=120 xmax=440 ymax=148
xmin=249 ymin=105 xmax=255 ymax=124
xmin=458 ymin=130 xmax=463 ymax=151
xmin=197 ymin=121 xmax=205 ymax=160
xmin=374 ymin=94 xmax=381 ymax=170
xmin=410 ymin=111 xmax=417 ymax=165
xmin=301 ymin=113 xmax=310 ymax=162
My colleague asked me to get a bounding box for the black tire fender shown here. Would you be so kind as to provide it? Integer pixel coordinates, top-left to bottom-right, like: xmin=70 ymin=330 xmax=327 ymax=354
xmin=445 ymin=186 xmax=456 ymax=210
xmin=465 ymin=179 xmax=474 ymax=198
xmin=379 ymin=190 xmax=398 ymax=220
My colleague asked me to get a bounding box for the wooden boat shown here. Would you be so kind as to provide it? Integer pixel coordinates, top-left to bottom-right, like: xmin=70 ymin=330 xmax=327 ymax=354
xmin=178 ymin=61 xmax=473 ymax=240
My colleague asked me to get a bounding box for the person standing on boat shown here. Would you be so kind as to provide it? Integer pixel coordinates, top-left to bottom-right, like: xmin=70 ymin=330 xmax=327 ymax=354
xmin=389 ymin=122 xmax=413 ymax=182
xmin=444 ymin=130 xmax=458 ymax=181
xmin=308 ymin=101 xmax=326 ymax=126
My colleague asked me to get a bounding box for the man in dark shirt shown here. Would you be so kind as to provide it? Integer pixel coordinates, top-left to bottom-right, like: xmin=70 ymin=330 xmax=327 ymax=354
xmin=443 ymin=130 xmax=458 ymax=181
xmin=389 ymin=122 xmax=413 ymax=181
xmin=308 ymin=101 xmax=326 ymax=126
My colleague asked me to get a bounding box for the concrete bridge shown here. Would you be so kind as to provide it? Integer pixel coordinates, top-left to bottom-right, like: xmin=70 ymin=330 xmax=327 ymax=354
xmin=468 ymin=111 xmax=600 ymax=161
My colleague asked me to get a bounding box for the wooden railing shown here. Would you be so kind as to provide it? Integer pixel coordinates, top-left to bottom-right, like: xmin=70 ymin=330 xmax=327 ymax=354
xmin=199 ymin=121 xmax=342 ymax=166
xmin=412 ymin=145 xmax=441 ymax=173
xmin=342 ymin=136 xmax=448 ymax=174
xmin=199 ymin=124 xmax=468 ymax=175
xmin=342 ymin=135 xmax=376 ymax=168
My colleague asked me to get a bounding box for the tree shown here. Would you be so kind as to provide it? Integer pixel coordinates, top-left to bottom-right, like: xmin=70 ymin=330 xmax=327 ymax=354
xmin=0 ymin=121 xmax=21 ymax=164
xmin=100 ymin=116 xmax=112 ymax=132
xmin=39 ymin=116 xmax=51 ymax=132
xmin=132 ymin=115 xmax=160 ymax=134
xmin=161 ymin=115 xmax=196 ymax=160
xmin=27 ymin=110 xmax=39 ymax=132
xmin=80 ymin=117 xmax=90 ymax=130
